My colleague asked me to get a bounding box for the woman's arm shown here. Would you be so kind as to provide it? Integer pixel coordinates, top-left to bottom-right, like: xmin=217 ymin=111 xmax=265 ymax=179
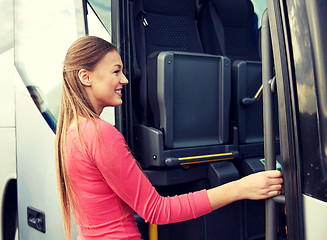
xmin=207 ymin=170 xmax=283 ymax=211
xmin=92 ymin=120 xmax=283 ymax=223
xmin=91 ymin=120 xmax=212 ymax=224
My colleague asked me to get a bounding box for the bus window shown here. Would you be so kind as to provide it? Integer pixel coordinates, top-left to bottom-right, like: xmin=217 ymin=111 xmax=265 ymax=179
xmin=251 ymin=0 xmax=267 ymax=28
xmin=0 ymin=0 xmax=14 ymax=127
xmin=87 ymin=3 xmax=111 ymax=40
xmin=304 ymin=0 xmax=327 ymax=202
xmin=14 ymin=0 xmax=84 ymax=131
xmin=87 ymin=0 xmax=111 ymax=36
xmin=0 ymin=0 xmax=13 ymax=53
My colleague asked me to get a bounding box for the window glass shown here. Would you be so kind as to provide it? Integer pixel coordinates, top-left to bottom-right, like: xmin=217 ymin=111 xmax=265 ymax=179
xmin=87 ymin=3 xmax=111 ymax=41
xmin=0 ymin=0 xmax=13 ymax=53
xmin=87 ymin=0 xmax=111 ymax=35
xmin=305 ymin=0 xmax=327 ymax=194
xmin=251 ymin=0 xmax=267 ymax=28
xmin=0 ymin=0 xmax=14 ymax=127
xmin=87 ymin=2 xmax=115 ymax=125
xmin=285 ymin=0 xmax=327 ymax=202
xmin=15 ymin=0 xmax=81 ymax=131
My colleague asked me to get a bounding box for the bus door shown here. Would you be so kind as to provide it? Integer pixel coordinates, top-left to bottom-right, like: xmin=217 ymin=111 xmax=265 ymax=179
xmin=14 ymin=0 xmax=86 ymax=238
xmin=264 ymin=0 xmax=327 ymax=239
xmin=15 ymin=0 xmax=116 ymax=238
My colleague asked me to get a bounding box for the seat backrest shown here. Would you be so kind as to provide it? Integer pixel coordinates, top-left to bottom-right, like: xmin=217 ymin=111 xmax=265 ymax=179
xmin=198 ymin=0 xmax=260 ymax=61
xmin=133 ymin=0 xmax=204 ymax=124
xmin=148 ymin=52 xmax=231 ymax=149
xmin=138 ymin=0 xmax=203 ymax=55
xmin=232 ymin=61 xmax=263 ymax=144
xmin=132 ymin=0 xmax=232 ymax=149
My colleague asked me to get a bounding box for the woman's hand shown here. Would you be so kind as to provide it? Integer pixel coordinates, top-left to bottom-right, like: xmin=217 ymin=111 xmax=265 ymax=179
xmin=207 ymin=170 xmax=283 ymax=211
xmin=236 ymin=170 xmax=283 ymax=200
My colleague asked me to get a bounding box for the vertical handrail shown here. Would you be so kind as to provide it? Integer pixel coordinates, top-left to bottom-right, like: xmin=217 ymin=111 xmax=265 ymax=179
xmin=149 ymin=224 xmax=158 ymax=240
xmin=262 ymin=10 xmax=277 ymax=240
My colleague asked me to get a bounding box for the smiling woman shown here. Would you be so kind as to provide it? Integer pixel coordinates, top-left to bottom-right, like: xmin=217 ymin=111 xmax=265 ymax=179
xmin=55 ymin=35 xmax=283 ymax=240
xmin=56 ymin=36 xmax=119 ymax=239
xmin=78 ymin=50 xmax=129 ymax=115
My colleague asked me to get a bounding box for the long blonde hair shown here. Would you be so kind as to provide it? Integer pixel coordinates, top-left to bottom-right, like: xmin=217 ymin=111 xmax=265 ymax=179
xmin=55 ymin=36 xmax=117 ymax=239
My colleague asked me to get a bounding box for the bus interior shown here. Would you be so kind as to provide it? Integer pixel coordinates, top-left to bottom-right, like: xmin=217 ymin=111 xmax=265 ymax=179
xmin=119 ymin=0 xmax=286 ymax=239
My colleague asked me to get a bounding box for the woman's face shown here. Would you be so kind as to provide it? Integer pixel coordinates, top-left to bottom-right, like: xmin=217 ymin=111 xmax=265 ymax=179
xmin=86 ymin=50 xmax=128 ymax=114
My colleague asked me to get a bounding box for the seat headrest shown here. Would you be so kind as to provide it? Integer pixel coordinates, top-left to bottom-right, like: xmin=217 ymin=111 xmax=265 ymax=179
xmin=212 ymin=0 xmax=255 ymax=28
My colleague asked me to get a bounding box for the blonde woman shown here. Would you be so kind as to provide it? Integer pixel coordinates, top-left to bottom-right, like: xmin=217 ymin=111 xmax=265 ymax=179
xmin=55 ymin=36 xmax=283 ymax=240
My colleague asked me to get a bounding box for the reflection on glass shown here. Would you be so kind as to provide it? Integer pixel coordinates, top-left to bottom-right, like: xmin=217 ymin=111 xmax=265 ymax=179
xmin=15 ymin=0 xmax=80 ymax=132
xmin=27 ymin=85 xmax=57 ymax=132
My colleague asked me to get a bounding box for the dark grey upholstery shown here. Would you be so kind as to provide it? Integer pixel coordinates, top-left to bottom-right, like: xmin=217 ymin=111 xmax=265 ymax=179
xmin=133 ymin=0 xmax=204 ymax=124
xmin=232 ymin=61 xmax=263 ymax=144
xmin=133 ymin=0 xmax=232 ymax=149
xmin=232 ymin=61 xmax=279 ymax=147
xmin=198 ymin=0 xmax=260 ymax=61
xmin=141 ymin=0 xmax=203 ymax=55
xmin=148 ymin=52 xmax=231 ymax=149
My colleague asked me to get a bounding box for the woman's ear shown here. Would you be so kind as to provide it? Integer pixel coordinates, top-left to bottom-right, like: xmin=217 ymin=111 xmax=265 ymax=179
xmin=78 ymin=69 xmax=92 ymax=86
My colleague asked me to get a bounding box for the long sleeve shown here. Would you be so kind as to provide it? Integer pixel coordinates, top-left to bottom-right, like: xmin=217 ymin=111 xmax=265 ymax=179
xmin=86 ymin=119 xmax=212 ymax=224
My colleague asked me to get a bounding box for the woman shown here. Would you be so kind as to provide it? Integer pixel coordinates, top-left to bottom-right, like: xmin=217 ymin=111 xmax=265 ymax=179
xmin=55 ymin=36 xmax=283 ymax=240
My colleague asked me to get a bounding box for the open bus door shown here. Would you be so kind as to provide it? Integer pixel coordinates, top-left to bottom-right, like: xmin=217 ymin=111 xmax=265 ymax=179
xmin=14 ymin=0 xmax=86 ymax=238
xmin=264 ymin=0 xmax=327 ymax=239
xmin=14 ymin=0 xmax=118 ymax=238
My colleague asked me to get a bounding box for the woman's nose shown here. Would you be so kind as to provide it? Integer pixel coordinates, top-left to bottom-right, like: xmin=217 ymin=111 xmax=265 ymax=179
xmin=121 ymin=74 xmax=129 ymax=85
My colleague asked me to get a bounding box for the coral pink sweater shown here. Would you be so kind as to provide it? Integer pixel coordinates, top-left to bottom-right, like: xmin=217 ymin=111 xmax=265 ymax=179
xmin=66 ymin=119 xmax=212 ymax=239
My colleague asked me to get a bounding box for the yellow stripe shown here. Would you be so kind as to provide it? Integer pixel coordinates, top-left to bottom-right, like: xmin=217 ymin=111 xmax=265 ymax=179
xmin=178 ymin=152 xmax=233 ymax=161
xmin=180 ymin=157 xmax=234 ymax=165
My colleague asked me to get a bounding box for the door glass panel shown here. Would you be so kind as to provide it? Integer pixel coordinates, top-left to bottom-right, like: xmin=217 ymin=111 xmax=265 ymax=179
xmin=286 ymin=0 xmax=327 ymax=202
xmin=0 ymin=0 xmax=13 ymax=53
xmin=15 ymin=0 xmax=82 ymax=131
xmin=88 ymin=0 xmax=111 ymax=35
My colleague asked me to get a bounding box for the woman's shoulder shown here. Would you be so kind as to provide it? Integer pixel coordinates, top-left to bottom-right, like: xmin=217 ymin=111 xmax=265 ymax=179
xmin=85 ymin=118 xmax=122 ymax=139
xmin=93 ymin=118 xmax=114 ymax=129
xmin=68 ymin=118 xmax=118 ymax=136
xmin=67 ymin=118 xmax=124 ymax=145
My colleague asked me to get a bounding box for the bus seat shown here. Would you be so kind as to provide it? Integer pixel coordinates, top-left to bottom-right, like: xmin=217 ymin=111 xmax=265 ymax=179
xmin=232 ymin=61 xmax=263 ymax=145
xmin=147 ymin=51 xmax=231 ymax=149
xmin=132 ymin=0 xmax=204 ymax=124
xmin=132 ymin=0 xmax=236 ymax=168
xmin=198 ymin=0 xmax=260 ymax=61
xmin=133 ymin=0 xmax=231 ymax=147
xmin=232 ymin=61 xmax=279 ymax=157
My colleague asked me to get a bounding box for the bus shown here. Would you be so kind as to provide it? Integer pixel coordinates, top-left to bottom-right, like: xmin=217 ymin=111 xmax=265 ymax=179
xmin=1 ymin=0 xmax=326 ymax=239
